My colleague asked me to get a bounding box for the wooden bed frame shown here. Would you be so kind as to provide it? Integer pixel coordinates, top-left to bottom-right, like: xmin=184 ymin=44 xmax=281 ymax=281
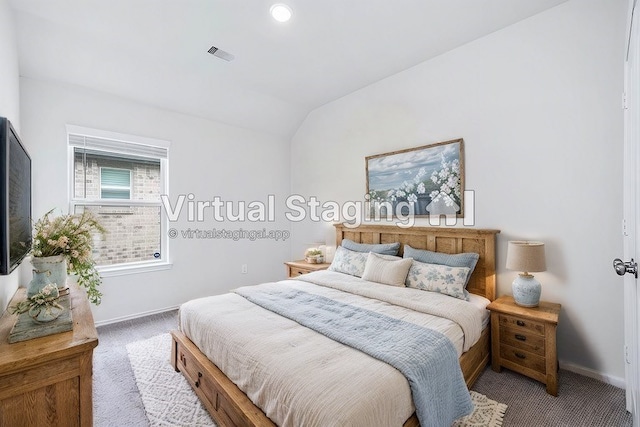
xmin=171 ymin=224 xmax=500 ymax=427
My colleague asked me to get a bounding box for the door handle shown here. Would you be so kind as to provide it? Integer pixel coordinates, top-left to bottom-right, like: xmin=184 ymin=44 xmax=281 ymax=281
xmin=613 ymin=258 xmax=638 ymax=278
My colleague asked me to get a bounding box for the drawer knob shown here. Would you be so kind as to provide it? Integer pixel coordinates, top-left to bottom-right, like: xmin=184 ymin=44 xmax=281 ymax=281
xmin=515 ymin=334 xmax=527 ymax=341
xmin=515 ymin=352 xmax=526 ymax=359
xmin=195 ymin=372 xmax=202 ymax=388
xmin=516 ymin=320 xmax=525 ymax=327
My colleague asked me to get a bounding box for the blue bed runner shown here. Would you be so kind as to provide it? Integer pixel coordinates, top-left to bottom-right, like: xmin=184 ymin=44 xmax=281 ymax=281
xmin=234 ymin=286 xmax=473 ymax=427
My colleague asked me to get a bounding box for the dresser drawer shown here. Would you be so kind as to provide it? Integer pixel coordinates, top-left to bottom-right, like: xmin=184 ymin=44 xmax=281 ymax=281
xmin=499 ymin=313 xmax=545 ymax=335
xmin=499 ymin=325 xmax=545 ymax=356
xmin=500 ymin=344 xmax=546 ymax=374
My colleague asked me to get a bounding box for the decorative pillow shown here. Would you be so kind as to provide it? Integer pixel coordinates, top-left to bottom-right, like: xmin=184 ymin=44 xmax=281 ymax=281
xmin=328 ymin=246 xmax=368 ymax=277
xmin=405 ymin=260 xmax=470 ymax=300
xmin=361 ymin=252 xmax=413 ymax=287
xmin=341 ymin=239 xmax=400 ymax=256
xmin=403 ymin=245 xmax=479 ymax=287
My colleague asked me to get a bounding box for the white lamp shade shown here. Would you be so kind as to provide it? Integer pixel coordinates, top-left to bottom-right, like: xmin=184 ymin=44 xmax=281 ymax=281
xmin=506 ymin=241 xmax=546 ymax=273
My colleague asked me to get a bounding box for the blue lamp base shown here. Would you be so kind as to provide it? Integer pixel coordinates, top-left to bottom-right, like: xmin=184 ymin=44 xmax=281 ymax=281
xmin=512 ymin=274 xmax=541 ymax=307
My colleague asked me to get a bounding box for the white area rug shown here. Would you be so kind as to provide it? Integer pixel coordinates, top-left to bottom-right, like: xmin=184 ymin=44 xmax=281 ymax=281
xmin=126 ymin=333 xmax=215 ymax=426
xmin=127 ymin=334 xmax=507 ymax=427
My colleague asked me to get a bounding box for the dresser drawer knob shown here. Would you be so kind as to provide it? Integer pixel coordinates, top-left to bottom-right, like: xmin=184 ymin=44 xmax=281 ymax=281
xmin=516 ymin=320 xmax=525 ymax=327
xmin=515 ymin=334 xmax=527 ymax=341
xmin=195 ymin=372 xmax=202 ymax=388
xmin=515 ymin=352 xmax=526 ymax=359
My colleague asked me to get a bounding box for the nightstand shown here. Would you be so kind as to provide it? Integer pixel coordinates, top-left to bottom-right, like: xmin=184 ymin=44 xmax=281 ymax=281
xmin=285 ymin=260 xmax=331 ymax=278
xmin=487 ymin=295 xmax=561 ymax=396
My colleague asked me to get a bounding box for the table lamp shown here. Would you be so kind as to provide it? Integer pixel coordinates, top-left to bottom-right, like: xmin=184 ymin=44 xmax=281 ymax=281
xmin=506 ymin=241 xmax=546 ymax=307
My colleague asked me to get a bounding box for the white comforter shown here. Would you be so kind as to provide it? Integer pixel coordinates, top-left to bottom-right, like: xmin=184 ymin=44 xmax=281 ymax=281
xmin=179 ymin=270 xmax=487 ymax=427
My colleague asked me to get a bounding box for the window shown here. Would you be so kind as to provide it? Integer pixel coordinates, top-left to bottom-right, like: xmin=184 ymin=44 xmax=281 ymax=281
xmin=100 ymin=167 xmax=132 ymax=199
xmin=67 ymin=125 xmax=171 ymax=276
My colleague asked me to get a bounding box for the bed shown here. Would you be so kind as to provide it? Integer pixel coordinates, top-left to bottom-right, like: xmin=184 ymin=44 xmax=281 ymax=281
xmin=171 ymin=224 xmax=499 ymax=427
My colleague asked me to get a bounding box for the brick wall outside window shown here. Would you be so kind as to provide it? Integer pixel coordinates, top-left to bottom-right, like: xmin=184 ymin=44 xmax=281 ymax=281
xmin=74 ymin=152 xmax=162 ymax=266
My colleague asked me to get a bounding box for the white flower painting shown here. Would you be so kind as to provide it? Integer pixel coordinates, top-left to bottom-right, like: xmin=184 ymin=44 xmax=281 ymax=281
xmin=366 ymin=139 xmax=464 ymax=217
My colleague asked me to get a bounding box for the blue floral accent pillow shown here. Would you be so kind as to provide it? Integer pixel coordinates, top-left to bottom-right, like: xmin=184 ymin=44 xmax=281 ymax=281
xmin=405 ymin=260 xmax=471 ymax=300
xmin=328 ymin=246 xmax=369 ymax=277
xmin=341 ymin=239 xmax=400 ymax=256
xmin=403 ymin=245 xmax=478 ymax=287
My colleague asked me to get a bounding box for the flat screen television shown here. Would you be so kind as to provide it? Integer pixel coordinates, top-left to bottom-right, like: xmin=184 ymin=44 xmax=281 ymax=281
xmin=0 ymin=117 xmax=32 ymax=275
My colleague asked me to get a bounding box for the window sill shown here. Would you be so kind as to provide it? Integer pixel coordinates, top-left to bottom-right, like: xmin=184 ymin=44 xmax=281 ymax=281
xmin=97 ymin=261 xmax=173 ymax=277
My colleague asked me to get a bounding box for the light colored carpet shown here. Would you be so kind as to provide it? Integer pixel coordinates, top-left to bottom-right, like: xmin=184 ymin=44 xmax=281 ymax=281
xmin=127 ymin=333 xmax=507 ymax=427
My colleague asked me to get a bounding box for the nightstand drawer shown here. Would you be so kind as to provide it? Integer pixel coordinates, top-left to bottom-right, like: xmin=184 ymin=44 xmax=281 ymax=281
xmin=289 ymin=268 xmax=308 ymax=277
xmin=499 ymin=313 xmax=545 ymax=336
xmin=499 ymin=325 xmax=545 ymax=356
xmin=285 ymin=260 xmax=331 ymax=278
xmin=500 ymin=344 xmax=546 ymax=374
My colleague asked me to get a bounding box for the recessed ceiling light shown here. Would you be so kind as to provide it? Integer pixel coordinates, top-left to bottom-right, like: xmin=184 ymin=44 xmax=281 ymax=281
xmin=270 ymin=4 xmax=293 ymax=23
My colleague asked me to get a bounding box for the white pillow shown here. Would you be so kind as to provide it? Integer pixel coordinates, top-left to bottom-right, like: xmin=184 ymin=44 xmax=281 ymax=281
xmin=328 ymin=246 xmax=369 ymax=277
xmin=361 ymin=252 xmax=413 ymax=287
xmin=405 ymin=260 xmax=470 ymax=300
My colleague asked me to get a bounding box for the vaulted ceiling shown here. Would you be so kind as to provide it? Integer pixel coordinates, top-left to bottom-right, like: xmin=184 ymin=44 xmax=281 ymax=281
xmin=10 ymin=0 xmax=567 ymax=138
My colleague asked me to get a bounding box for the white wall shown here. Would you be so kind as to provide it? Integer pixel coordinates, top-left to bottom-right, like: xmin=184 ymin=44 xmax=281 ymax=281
xmin=0 ymin=0 xmax=26 ymax=313
xmin=20 ymin=77 xmax=292 ymax=323
xmin=291 ymin=0 xmax=628 ymax=381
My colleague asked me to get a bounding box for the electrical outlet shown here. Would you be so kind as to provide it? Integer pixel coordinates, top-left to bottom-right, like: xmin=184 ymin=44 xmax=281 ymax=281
xmin=241 ymin=264 xmax=248 ymax=274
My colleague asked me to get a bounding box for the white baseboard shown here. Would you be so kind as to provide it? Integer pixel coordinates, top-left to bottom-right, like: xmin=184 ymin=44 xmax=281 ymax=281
xmin=559 ymin=360 xmax=626 ymax=389
xmin=94 ymin=305 xmax=179 ymax=327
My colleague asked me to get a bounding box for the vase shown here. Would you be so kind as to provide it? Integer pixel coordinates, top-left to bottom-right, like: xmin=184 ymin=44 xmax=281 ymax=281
xmin=31 ymin=255 xmax=68 ymax=291
xmin=416 ymin=195 xmax=430 ymax=216
xmin=27 ymin=270 xmax=54 ymax=299
xmin=28 ymin=303 xmax=63 ymax=323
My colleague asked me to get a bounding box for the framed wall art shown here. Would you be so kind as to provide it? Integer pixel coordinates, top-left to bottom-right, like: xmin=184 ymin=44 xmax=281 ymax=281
xmin=366 ymin=138 xmax=464 ymax=217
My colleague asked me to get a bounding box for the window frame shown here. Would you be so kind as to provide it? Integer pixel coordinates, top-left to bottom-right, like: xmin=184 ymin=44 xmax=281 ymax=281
xmin=67 ymin=125 xmax=172 ymax=277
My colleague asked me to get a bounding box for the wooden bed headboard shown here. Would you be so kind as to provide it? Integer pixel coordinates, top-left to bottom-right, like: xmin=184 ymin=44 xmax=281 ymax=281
xmin=334 ymin=224 xmax=500 ymax=301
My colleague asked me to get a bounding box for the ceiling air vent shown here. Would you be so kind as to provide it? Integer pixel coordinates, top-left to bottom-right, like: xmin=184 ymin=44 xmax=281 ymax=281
xmin=208 ymin=46 xmax=235 ymax=62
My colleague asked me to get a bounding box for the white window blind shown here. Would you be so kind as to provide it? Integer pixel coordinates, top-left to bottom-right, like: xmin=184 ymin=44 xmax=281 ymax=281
xmin=68 ymin=134 xmax=168 ymax=160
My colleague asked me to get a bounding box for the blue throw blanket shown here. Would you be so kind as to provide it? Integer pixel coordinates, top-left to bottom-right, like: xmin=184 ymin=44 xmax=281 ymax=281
xmin=234 ymin=286 xmax=473 ymax=427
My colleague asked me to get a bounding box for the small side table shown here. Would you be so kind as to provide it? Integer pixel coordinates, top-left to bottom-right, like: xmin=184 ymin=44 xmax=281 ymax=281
xmin=285 ymin=260 xmax=331 ymax=278
xmin=487 ymin=295 xmax=561 ymax=396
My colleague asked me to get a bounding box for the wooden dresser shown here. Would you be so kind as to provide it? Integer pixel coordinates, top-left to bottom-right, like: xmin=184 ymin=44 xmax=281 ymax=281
xmin=487 ymin=295 xmax=561 ymax=396
xmin=0 ymin=284 xmax=99 ymax=426
xmin=284 ymin=260 xmax=331 ymax=278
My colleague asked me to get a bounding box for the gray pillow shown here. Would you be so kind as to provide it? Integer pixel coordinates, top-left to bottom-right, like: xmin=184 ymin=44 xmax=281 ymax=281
xmin=341 ymin=239 xmax=400 ymax=256
xmin=403 ymin=245 xmax=479 ymax=287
